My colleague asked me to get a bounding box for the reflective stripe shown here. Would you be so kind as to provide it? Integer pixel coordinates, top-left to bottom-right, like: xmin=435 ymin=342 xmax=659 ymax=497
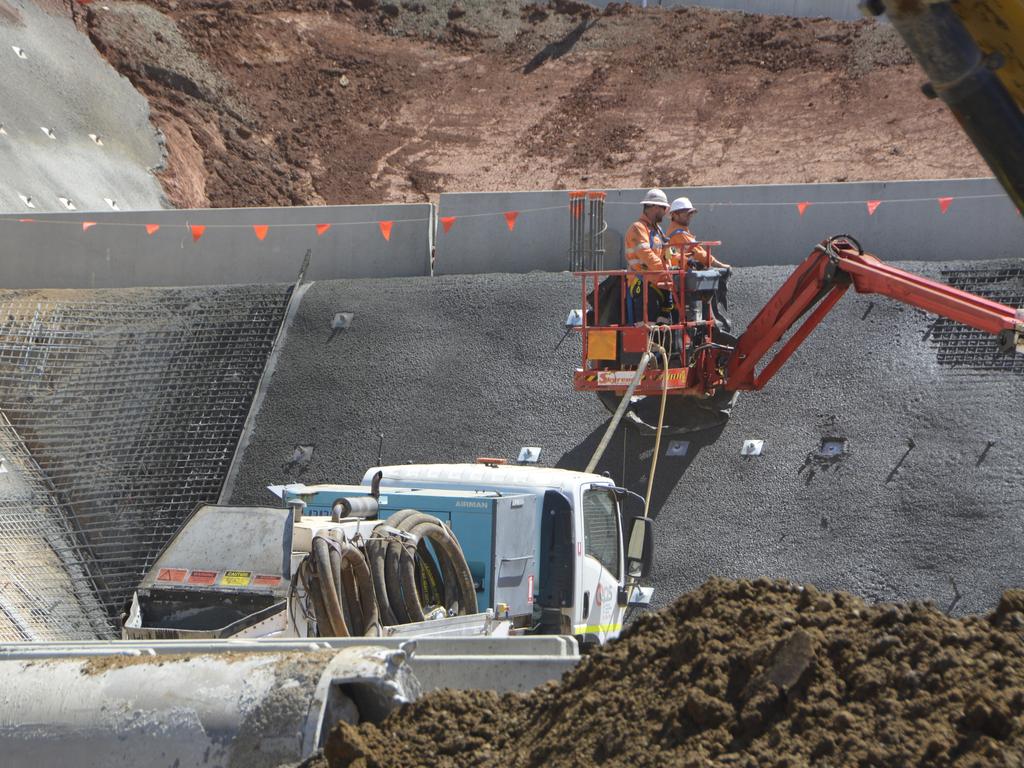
xmin=573 ymin=623 xmax=623 ymax=635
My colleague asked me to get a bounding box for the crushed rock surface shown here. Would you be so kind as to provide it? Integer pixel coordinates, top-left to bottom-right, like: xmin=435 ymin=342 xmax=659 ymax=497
xmin=316 ymin=579 xmax=1024 ymax=767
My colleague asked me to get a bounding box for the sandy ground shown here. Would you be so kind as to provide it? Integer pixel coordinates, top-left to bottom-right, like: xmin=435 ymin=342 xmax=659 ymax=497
xmin=73 ymin=0 xmax=989 ymax=208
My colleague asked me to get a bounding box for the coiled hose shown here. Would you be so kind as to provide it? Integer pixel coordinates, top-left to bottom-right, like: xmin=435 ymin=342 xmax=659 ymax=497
xmin=298 ymin=534 xmax=381 ymax=637
xmin=297 ymin=510 xmax=477 ymax=636
xmin=372 ymin=509 xmax=478 ymax=625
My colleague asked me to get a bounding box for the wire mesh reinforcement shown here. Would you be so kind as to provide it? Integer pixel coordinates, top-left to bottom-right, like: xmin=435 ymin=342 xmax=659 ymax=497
xmin=0 ymin=411 xmax=109 ymax=640
xmin=931 ymin=265 xmax=1024 ymax=372
xmin=0 ymin=285 xmax=291 ymax=638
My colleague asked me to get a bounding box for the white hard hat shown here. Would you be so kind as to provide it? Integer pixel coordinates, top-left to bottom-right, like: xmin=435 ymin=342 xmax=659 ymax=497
xmin=670 ymin=196 xmax=697 ymax=213
xmin=640 ymin=188 xmax=669 ymax=208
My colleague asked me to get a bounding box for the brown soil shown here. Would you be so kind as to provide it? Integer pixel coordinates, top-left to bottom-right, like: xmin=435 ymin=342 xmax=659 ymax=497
xmin=318 ymin=578 xmax=1024 ymax=768
xmin=70 ymin=1 xmax=987 ymax=208
xmin=0 ymin=0 xmax=21 ymax=24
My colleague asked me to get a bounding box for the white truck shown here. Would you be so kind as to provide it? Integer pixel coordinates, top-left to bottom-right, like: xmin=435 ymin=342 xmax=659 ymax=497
xmin=279 ymin=461 xmax=655 ymax=646
xmin=0 ymin=463 xmax=655 ymax=768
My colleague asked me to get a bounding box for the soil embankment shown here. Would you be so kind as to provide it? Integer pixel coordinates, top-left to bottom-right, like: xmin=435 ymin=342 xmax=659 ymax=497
xmin=72 ymin=0 xmax=988 ymax=208
xmin=318 ymin=578 xmax=1024 ymax=767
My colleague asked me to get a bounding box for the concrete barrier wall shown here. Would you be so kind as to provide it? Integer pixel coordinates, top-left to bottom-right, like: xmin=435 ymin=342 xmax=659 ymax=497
xmin=586 ymin=0 xmax=866 ymax=20
xmin=435 ymin=193 xmax=566 ymax=275
xmin=0 ymin=204 xmax=433 ymax=288
xmin=436 ymin=178 xmax=1024 ymax=274
xmin=3 ymin=179 xmax=1019 ymax=288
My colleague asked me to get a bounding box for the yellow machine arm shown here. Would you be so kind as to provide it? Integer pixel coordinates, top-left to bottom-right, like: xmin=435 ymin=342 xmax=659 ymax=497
xmin=867 ymin=0 xmax=1024 ymax=211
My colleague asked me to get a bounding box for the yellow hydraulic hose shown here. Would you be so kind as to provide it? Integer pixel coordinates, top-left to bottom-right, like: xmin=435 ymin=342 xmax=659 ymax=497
xmin=584 ymin=327 xmax=670 ymax=519
xmin=584 ymin=349 xmax=655 ymax=474
xmin=642 ymin=342 xmax=669 ymax=519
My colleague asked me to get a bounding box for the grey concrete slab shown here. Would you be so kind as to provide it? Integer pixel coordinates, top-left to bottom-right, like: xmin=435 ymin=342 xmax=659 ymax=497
xmin=435 ymin=192 xmax=567 ymax=275
xmin=0 ymin=204 xmax=433 ymax=287
xmin=228 ymin=263 xmax=1024 ymax=615
xmin=436 ymin=179 xmax=1024 ymax=274
xmin=0 ymin=1 xmax=165 ymax=213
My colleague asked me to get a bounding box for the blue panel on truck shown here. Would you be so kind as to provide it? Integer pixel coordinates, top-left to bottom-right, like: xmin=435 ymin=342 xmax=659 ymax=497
xmin=378 ymin=490 xmax=535 ymax=618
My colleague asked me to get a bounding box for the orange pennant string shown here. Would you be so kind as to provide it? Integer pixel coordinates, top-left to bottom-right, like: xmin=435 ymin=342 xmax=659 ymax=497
xmin=938 ymin=197 xmax=953 ymax=214
xmin=253 ymin=224 xmax=269 ymax=241
xmin=440 ymin=216 xmax=457 ymax=234
xmin=316 ymin=223 xmax=331 ymax=236
xmin=82 ymin=221 xmax=97 ymax=231
xmin=796 ymin=202 xmax=811 ymax=217
xmin=866 ymin=200 xmax=881 ymax=216
xmin=504 ymin=211 xmax=519 ymax=231
xmin=145 ymin=223 xmax=160 ymax=236
xmin=191 ymin=224 xmax=206 ymax=242
xmin=378 ymin=220 xmax=393 ymax=241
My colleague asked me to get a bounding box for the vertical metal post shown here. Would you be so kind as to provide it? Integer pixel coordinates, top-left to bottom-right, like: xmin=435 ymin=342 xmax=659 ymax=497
xmin=590 ymin=191 xmax=606 ymax=271
xmin=569 ymin=191 xmax=586 ymax=272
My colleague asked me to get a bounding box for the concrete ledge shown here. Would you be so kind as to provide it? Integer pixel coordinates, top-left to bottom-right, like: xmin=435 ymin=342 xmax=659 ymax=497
xmin=436 ymin=179 xmax=1024 ymax=274
xmin=0 ymin=203 xmax=433 ymax=287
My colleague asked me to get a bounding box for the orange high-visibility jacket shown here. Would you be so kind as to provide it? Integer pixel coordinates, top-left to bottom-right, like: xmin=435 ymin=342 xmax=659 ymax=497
xmin=665 ymin=227 xmax=710 ymax=269
xmin=624 ymin=219 xmax=668 ymax=284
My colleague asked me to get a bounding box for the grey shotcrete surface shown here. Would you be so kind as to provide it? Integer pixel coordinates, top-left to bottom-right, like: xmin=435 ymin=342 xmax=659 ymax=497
xmin=0 ymin=1 xmax=165 ymax=213
xmin=229 ymin=261 xmax=1024 ymax=615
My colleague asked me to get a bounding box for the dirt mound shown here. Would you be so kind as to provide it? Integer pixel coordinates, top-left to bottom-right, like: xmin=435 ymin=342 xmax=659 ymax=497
xmin=71 ymin=1 xmax=987 ymax=207
xmin=321 ymin=578 xmax=1024 ymax=767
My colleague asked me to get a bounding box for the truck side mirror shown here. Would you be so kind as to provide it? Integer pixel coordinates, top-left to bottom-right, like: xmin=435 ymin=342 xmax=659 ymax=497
xmin=626 ymin=516 xmax=654 ymax=579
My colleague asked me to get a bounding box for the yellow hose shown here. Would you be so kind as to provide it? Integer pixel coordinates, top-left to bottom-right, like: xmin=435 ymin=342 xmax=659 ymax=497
xmin=643 ymin=341 xmax=669 ymax=519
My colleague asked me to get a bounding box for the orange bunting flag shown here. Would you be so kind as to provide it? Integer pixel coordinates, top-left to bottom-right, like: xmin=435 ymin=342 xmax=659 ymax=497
xmin=378 ymin=220 xmax=393 ymax=241
xmin=82 ymin=221 xmax=97 ymax=231
xmin=866 ymin=200 xmax=882 ymax=216
xmin=504 ymin=211 xmax=519 ymax=231
xmin=145 ymin=223 xmax=160 ymax=236
xmin=253 ymin=224 xmax=269 ymax=241
xmin=191 ymin=224 xmax=206 ymax=242
xmin=796 ymin=202 xmax=811 ymax=217
xmin=440 ymin=216 xmax=457 ymax=234
xmin=316 ymin=223 xmax=331 ymax=237
xmin=938 ymin=197 xmax=953 ymax=214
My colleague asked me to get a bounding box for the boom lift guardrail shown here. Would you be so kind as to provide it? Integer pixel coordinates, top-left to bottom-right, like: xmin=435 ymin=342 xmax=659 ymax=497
xmin=575 ymin=235 xmax=1024 ymax=433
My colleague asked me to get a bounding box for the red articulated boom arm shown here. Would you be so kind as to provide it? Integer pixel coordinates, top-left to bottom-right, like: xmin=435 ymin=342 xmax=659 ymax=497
xmin=726 ymin=236 xmax=1024 ymax=392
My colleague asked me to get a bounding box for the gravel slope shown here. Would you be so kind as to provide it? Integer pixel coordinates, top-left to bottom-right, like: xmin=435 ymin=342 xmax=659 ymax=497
xmin=229 ymin=260 xmax=1024 ymax=615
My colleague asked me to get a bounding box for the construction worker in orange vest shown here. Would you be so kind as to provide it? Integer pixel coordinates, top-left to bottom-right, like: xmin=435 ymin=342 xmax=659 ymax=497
xmin=624 ymin=188 xmax=674 ymax=323
xmin=664 ymin=197 xmax=730 ymax=270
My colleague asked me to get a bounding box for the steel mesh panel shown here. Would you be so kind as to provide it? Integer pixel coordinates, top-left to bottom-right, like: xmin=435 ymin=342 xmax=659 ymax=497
xmin=0 ymin=411 xmax=109 ymax=640
xmin=0 ymin=285 xmax=290 ymax=637
xmin=931 ymin=266 xmax=1024 ymax=372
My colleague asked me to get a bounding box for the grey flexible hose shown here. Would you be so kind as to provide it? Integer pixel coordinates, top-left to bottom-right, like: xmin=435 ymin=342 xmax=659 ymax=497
xmin=312 ymin=537 xmax=348 ymax=637
xmin=308 ymin=535 xmax=381 ymax=637
xmin=394 ymin=512 xmax=478 ymax=620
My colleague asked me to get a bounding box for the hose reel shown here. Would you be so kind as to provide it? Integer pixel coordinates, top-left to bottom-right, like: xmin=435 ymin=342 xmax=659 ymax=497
xmin=296 ymin=510 xmax=478 ymax=637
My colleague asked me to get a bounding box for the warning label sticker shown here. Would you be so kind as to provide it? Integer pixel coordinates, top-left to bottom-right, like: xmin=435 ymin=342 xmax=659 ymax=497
xmin=157 ymin=568 xmax=187 ymax=583
xmin=220 ymin=570 xmax=253 ymax=587
xmin=187 ymin=570 xmax=218 ymax=586
xmin=253 ymin=574 xmax=283 ymax=587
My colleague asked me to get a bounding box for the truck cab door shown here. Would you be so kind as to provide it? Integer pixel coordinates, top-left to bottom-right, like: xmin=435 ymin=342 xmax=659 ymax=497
xmin=576 ymin=484 xmax=624 ymax=645
xmin=537 ymin=490 xmax=576 ymax=635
